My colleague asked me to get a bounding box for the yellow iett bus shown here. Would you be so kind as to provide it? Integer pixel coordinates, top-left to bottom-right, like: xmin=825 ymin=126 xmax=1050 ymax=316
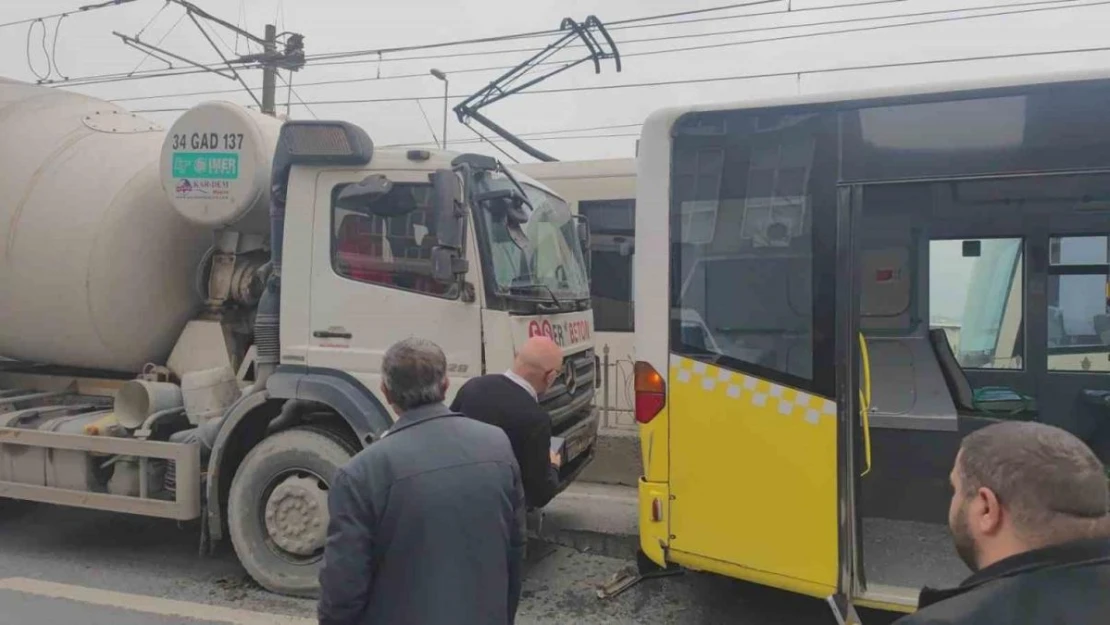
xmin=633 ymin=67 xmax=1110 ymax=621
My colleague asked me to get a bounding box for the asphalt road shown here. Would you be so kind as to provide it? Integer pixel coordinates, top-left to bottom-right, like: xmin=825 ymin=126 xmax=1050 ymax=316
xmin=0 ymin=500 xmax=902 ymax=624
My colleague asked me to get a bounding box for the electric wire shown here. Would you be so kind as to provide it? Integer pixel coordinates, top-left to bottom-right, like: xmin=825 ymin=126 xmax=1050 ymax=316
xmin=129 ymin=42 xmax=1110 ymax=113
xmin=0 ymin=0 xmax=139 ymax=30
xmin=297 ymin=0 xmax=998 ymax=67
xmin=38 ymin=0 xmax=1077 ymax=89
xmin=300 ymin=0 xmax=785 ymax=63
xmin=622 ymin=0 xmax=1102 ymax=60
xmin=101 ymin=0 xmax=1088 ymax=101
xmin=275 ymin=70 xmax=318 ymax=119
xmin=308 ymin=0 xmax=1090 ymax=68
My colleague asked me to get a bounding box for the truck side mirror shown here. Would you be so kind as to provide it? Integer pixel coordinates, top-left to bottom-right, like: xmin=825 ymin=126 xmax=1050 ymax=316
xmin=336 ymin=174 xmax=393 ymax=211
xmin=431 ymin=169 xmax=465 ymax=249
xmin=431 ymin=246 xmax=469 ymax=284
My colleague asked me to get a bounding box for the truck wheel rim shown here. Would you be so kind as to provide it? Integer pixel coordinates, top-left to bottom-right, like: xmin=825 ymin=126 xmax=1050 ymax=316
xmin=261 ymin=471 xmax=330 ymax=560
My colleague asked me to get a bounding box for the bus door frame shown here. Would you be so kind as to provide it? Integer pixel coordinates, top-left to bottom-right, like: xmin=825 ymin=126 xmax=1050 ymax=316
xmin=828 ymin=184 xmax=867 ymax=621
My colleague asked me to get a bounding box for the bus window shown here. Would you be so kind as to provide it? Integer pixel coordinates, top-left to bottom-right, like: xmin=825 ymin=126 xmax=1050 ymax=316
xmin=669 ymin=111 xmax=837 ymax=395
xmin=1047 ymin=235 xmax=1110 ymax=372
xmin=579 ymin=199 xmax=635 ymax=332
xmin=929 ymin=238 xmax=1024 ymax=370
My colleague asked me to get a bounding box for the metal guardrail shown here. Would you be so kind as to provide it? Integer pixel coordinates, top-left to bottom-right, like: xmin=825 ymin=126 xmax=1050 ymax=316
xmin=0 ymin=427 xmax=201 ymax=521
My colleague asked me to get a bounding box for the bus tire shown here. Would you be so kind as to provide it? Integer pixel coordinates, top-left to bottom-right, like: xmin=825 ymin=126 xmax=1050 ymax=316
xmin=227 ymin=425 xmax=357 ymax=598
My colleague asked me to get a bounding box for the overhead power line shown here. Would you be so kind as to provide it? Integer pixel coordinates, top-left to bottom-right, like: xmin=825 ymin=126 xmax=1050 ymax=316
xmin=348 ymin=0 xmax=1087 ymax=66
xmin=120 ymin=0 xmax=1104 ymax=109
xmin=131 ymin=42 xmax=1110 ymax=114
xmin=103 ymin=0 xmax=1088 ymax=102
xmin=261 ymin=0 xmax=1086 ymax=70
xmin=623 ymin=0 xmax=1099 ymax=60
xmin=297 ymin=0 xmax=912 ymax=67
xmin=378 ymin=123 xmax=645 ymax=148
xmin=300 ymin=0 xmax=784 ymax=64
xmin=0 ymin=0 xmax=139 ymax=30
xmin=391 ymin=132 xmax=644 ymax=149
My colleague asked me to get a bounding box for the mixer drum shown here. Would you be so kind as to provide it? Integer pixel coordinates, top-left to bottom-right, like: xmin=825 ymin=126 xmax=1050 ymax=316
xmin=0 ymin=78 xmax=210 ymax=373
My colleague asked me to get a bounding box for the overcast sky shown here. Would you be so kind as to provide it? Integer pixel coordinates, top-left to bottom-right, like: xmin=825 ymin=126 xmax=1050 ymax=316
xmin=3 ymin=0 xmax=1110 ymax=163
xmin=3 ymin=0 xmax=1109 ymax=333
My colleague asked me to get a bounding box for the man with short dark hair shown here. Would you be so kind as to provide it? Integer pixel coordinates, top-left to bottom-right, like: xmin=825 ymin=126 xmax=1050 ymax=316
xmin=317 ymin=337 xmax=526 ymax=625
xmin=895 ymin=420 xmax=1110 ymax=624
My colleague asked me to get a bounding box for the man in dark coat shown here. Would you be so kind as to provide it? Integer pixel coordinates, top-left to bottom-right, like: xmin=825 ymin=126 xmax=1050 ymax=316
xmin=317 ymin=337 xmax=526 ymax=625
xmin=450 ymin=336 xmax=564 ymax=510
xmin=895 ymin=420 xmax=1110 ymax=624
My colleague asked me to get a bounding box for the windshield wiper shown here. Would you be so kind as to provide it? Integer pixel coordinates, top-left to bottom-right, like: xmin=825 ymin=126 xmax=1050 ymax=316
xmin=508 ymin=281 xmax=562 ymax=308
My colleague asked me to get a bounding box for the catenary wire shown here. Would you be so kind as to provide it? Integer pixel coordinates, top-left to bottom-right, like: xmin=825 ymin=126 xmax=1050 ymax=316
xmin=309 ymin=0 xmax=1092 ymax=67
xmin=299 ymin=0 xmax=1036 ymax=67
xmin=0 ymin=0 xmax=139 ymax=30
xmin=300 ymin=0 xmax=785 ymax=63
xmin=130 ymin=42 xmax=1110 ymax=113
xmin=101 ymin=0 xmax=1085 ymax=101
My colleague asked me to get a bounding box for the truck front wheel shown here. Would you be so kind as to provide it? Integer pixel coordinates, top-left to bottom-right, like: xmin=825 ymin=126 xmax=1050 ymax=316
xmin=227 ymin=425 xmax=357 ymax=597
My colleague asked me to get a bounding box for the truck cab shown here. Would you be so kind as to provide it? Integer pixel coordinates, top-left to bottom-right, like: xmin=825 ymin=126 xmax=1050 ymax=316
xmin=273 ymin=132 xmax=599 ymax=477
xmin=183 ymin=120 xmax=602 ymax=595
xmin=0 ymin=91 xmax=599 ymax=599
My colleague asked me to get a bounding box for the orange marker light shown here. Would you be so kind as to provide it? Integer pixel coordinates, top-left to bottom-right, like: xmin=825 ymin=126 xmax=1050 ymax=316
xmin=634 ymin=361 xmax=666 ymax=424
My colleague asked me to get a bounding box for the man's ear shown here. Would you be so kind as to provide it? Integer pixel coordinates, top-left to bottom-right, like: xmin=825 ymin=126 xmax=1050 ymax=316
xmin=440 ymin=378 xmax=450 ymax=394
xmin=380 ymin=383 xmax=393 ymax=405
xmin=974 ymin=486 xmax=1005 ymax=536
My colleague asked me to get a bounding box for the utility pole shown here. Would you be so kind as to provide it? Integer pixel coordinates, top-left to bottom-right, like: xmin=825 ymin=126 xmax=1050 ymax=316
xmin=114 ymin=2 xmax=303 ymax=119
xmin=261 ymin=24 xmax=278 ymax=116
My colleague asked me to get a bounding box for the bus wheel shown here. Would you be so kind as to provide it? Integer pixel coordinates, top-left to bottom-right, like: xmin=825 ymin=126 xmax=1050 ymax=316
xmin=227 ymin=425 xmax=357 ymax=597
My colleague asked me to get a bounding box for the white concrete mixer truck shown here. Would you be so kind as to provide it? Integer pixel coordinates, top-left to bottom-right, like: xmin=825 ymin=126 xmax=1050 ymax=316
xmin=0 ymin=77 xmax=600 ymax=596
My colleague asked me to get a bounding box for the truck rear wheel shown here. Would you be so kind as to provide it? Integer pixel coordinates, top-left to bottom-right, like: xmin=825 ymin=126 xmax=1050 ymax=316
xmin=227 ymin=425 xmax=357 ymax=597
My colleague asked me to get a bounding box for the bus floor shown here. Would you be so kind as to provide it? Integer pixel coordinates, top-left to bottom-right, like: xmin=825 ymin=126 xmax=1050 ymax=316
xmin=861 ymin=517 xmax=969 ymax=591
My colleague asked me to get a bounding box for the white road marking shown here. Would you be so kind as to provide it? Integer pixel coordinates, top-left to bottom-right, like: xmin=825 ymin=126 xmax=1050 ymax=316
xmin=0 ymin=578 xmax=314 ymax=625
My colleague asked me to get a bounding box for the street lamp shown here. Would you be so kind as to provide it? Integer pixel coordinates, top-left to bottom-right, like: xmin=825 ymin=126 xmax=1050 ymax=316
xmin=429 ymin=69 xmax=448 ymax=149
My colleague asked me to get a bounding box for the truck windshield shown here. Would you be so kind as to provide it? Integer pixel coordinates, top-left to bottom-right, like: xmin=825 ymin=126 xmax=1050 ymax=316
xmin=478 ymin=178 xmax=590 ymax=302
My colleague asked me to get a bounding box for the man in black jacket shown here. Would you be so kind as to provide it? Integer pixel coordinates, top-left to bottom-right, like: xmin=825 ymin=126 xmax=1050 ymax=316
xmin=451 ymin=336 xmax=563 ymax=510
xmin=317 ymin=337 xmax=526 ymax=625
xmin=895 ymin=420 xmax=1110 ymax=624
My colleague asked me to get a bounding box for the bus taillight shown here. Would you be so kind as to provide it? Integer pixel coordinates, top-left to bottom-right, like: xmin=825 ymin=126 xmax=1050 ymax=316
xmin=634 ymin=361 xmax=666 ymax=424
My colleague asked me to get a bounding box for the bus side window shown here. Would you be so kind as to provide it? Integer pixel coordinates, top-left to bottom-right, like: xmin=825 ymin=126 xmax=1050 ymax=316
xmin=668 ymin=110 xmax=838 ymax=396
xmin=1047 ymin=235 xmax=1110 ymax=372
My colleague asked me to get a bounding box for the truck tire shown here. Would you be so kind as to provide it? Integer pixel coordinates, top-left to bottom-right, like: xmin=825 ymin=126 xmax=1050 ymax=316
xmin=227 ymin=425 xmax=358 ymax=598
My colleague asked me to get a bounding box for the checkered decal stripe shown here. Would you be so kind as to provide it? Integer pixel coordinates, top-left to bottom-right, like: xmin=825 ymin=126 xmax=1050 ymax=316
xmin=671 ymin=357 xmax=836 ymax=425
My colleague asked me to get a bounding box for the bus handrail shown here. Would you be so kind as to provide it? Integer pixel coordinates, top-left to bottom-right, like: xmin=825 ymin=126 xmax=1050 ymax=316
xmin=858 ymin=332 xmax=873 ymax=477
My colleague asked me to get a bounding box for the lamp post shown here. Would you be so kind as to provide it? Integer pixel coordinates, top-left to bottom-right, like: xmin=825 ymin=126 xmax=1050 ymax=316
xmin=430 ymin=68 xmax=448 ymax=149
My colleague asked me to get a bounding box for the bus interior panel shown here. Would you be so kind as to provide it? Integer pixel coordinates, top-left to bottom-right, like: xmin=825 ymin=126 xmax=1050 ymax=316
xmin=856 ymin=173 xmax=1110 ymax=593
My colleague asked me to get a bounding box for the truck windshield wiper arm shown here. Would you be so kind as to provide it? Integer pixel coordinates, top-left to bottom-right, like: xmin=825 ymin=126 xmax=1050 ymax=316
xmin=508 ymin=282 xmax=562 ymax=308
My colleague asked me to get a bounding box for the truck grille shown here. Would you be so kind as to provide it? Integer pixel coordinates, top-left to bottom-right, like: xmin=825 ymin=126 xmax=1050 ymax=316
xmin=540 ymin=348 xmax=596 ymax=431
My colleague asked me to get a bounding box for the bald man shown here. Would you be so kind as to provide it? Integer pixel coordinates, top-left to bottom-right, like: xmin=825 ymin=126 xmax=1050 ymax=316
xmin=450 ymin=337 xmax=564 ymax=509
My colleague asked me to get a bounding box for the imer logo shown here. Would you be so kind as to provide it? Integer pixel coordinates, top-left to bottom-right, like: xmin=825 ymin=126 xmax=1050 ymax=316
xmin=175 ymin=179 xmax=193 ymax=195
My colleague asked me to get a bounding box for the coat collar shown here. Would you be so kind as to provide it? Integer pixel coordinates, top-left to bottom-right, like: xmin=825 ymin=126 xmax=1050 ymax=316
xmin=918 ymin=537 xmax=1110 ymax=609
xmin=382 ymin=402 xmax=458 ymax=438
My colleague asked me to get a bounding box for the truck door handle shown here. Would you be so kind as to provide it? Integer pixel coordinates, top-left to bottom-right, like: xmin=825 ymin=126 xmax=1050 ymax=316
xmin=314 ymin=330 xmax=353 ymax=339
